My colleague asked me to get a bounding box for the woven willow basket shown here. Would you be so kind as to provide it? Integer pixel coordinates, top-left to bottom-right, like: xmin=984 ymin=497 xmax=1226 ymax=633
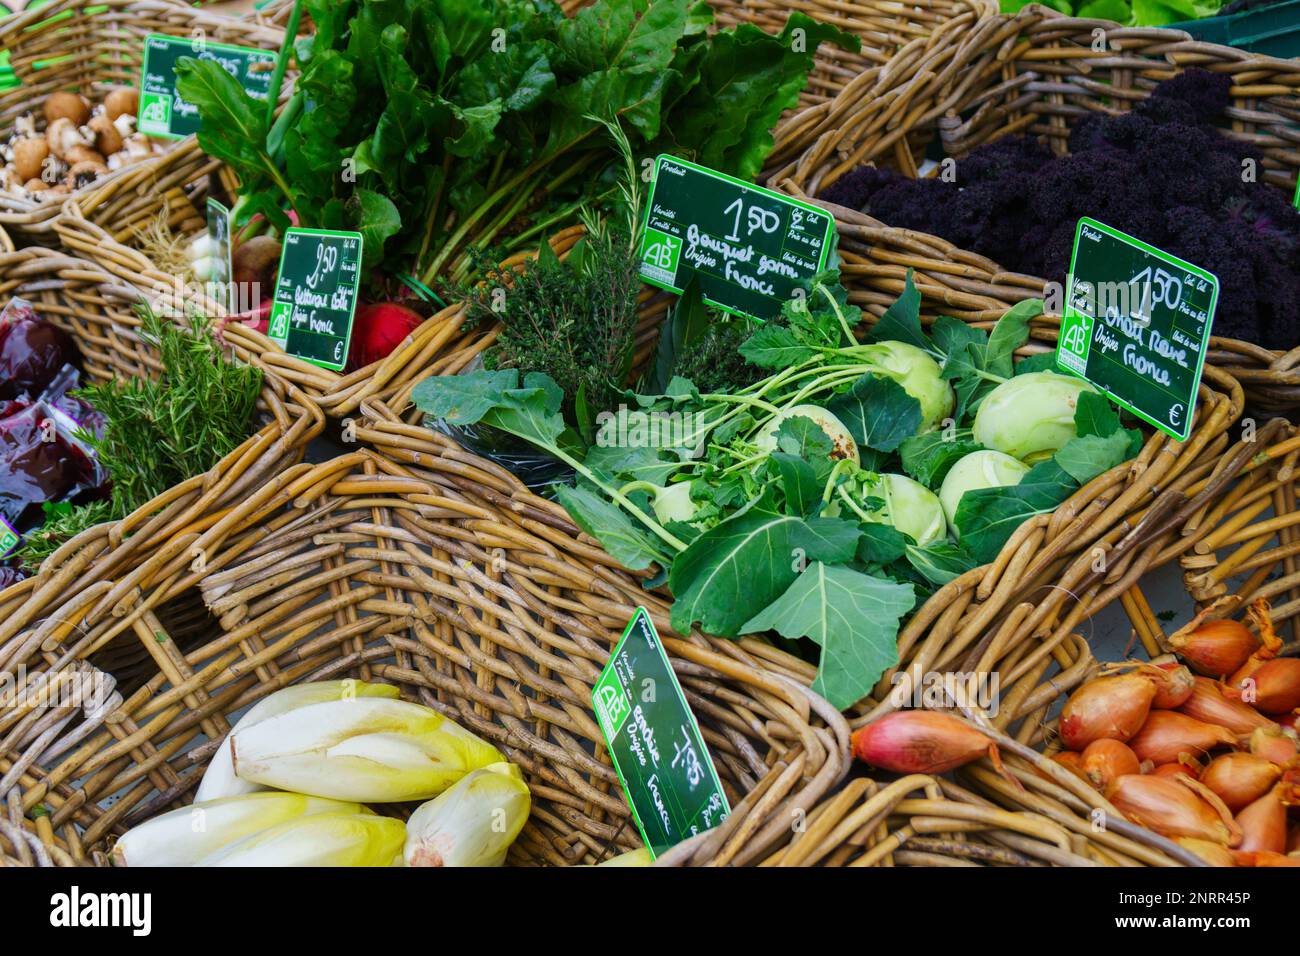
xmin=54 ymin=204 xmax=674 ymax=423
xmin=0 ymin=0 xmax=286 ymax=242
xmin=773 ymin=9 xmax=1300 ymax=411
xmin=674 ymin=420 xmax=1297 ymax=867
xmin=0 ymin=433 xmax=852 ymax=866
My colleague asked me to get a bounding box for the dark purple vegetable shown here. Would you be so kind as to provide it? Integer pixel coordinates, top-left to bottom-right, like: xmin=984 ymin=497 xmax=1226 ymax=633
xmin=822 ymin=70 xmax=1300 ymax=350
xmin=0 ymin=305 xmax=75 ymax=401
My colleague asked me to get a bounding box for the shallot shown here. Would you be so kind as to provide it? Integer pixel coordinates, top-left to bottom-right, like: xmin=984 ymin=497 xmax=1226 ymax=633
xmin=1059 ymin=674 xmax=1156 ymax=750
xmin=1126 ymin=710 xmax=1237 ymax=766
xmin=851 ymin=711 xmax=1007 ymax=777
xmin=1106 ymin=774 xmax=1242 ymax=846
xmin=1199 ymin=753 xmax=1282 ymax=812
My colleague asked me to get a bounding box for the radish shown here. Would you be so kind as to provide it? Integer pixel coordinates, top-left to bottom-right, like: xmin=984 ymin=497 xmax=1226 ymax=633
xmin=347 ymin=303 xmax=424 ymax=370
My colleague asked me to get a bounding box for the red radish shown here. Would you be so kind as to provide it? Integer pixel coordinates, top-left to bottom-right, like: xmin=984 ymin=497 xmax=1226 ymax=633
xmin=1179 ymin=678 xmax=1275 ymax=735
xmin=851 ymin=711 xmax=1009 ymax=777
xmin=1226 ymin=658 xmax=1300 ymax=715
xmin=1059 ymin=674 xmax=1156 ymax=750
xmin=1248 ymin=727 xmax=1298 ymax=767
xmin=1169 ymin=618 xmax=1259 ymax=677
xmin=1106 ymin=774 xmax=1242 ymax=846
xmin=1200 ymin=753 xmax=1282 ymax=812
xmin=1148 ymin=661 xmax=1196 ymax=709
xmin=1081 ymin=739 xmax=1140 ymax=791
xmin=1234 ymin=785 xmax=1294 ymax=854
xmin=1127 ymin=710 xmax=1237 ymax=765
xmin=347 ymin=303 xmax=425 ymax=371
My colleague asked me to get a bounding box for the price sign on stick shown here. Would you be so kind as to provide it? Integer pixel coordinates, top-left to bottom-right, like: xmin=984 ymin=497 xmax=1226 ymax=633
xmin=592 ymin=607 xmax=730 ymax=859
xmin=638 ymin=156 xmax=835 ymax=322
xmin=1055 ymin=218 xmax=1218 ymax=442
xmin=206 ymin=198 xmax=233 ymax=312
xmin=138 ymin=34 xmax=276 ymax=139
xmin=0 ymin=517 xmax=19 ymax=559
xmin=267 ymin=228 xmax=363 ymax=373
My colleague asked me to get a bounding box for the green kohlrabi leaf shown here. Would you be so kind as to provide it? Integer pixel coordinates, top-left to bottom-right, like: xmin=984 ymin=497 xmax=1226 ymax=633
xmin=555 ymin=484 xmax=667 ymax=571
xmin=740 ymin=562 xmax=914 ymax=710
xmin=865 ymin=270 xmax=927 ymax=350
xmin=668 ymin=489 xmax=807 ymax=638
xmin=1073 ymin=389 xmax=1123 ymax=438
xmin=983 ymin=298 xmax=1039 ymax=378
xmin=771 ymin=451 xmax=822 ymax=517
xmin=1013 ymin=353 xmax=1058 ymax=376
xmin=825 ymin=374 xmax=923 ymax=453
xmin=739 ymin=324 xmax=819 ymax=369
xmin=905 ymin=541 xmax=977 ymax=587
xmin=953 ymin=459 xmax=1078 ymax=564
xmin=1054 ymin=430 xmax=1134 ymax=485
xmin=411 ymin=369 xmax=518 ymax=423
xmin=899 ymin=431 xmax=984 ymax=488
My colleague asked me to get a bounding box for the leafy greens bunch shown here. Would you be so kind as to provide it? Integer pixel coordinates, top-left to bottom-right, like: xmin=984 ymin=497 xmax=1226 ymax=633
xmin=411 ymin=272 xmax=1142 ymax=709
xmin=176 ymin=0 xmax=857 ymax=287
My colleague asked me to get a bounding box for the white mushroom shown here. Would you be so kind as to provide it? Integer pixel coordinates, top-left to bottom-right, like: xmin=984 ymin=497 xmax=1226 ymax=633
xmin=46 ymin=117 xmax=93 ymax=160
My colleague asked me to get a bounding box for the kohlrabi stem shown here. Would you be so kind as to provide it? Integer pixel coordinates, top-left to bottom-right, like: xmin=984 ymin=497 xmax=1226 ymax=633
xmin=822 ymin=459 xmax=856 ymax=503
xmin=550 ymin=449 xmax=688 ymax=553
xmin=836 ymin=484 xmax=878 ymax=524
xmin=817 ymin=282 xmax=858 ymax=344
xmin=617 ymin=480 xmax=663 ymax=497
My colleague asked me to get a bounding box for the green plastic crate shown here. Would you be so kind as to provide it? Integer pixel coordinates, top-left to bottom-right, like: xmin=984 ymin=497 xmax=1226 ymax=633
xmin=1167 ymin=0 xmax=1300 ymax=57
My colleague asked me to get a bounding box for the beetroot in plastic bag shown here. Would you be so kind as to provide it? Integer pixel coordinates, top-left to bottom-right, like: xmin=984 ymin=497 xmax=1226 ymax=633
xmin=0 ymin=401 xmax=104 ymax=529
xmin=0 ymin=297 xmax=75 ymax=402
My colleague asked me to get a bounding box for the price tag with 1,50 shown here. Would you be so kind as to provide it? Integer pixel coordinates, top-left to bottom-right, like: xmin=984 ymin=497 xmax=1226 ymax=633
xmin=638 ymin=156 xmax=835 ymax=322
xmin=267 ymin=229 xmax=363 ymax=373
xmin=1055 ymin=218 xmax=1217 ymax=442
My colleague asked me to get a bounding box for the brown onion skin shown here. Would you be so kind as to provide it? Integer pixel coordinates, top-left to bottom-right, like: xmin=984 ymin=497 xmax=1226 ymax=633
xmin=1150 ymin=663 xmax=1196 ymax=709
xmin=1235 ymin=787 xmax=1290 ymax=854
xmin=1127 ymin=710 xmax=1238 ymax=766
xmin=1106 ymin=774 xmax=1237 ymax=846
xmin=1200 ymin=753 xmax=1282 ymax=813
xmin=1170 ymin=619 xmax=1259 ymax=677
xmin=1233 ymin=850 xmax=1300 ymax=867
xmin=1150 ymin=762 xmax=1199 ymax=780
xmin=1177 ymin=838 xmax=1237 ymax=867
xmin=1227 ymin=658 xmax=1300 ymax=715
xmin=1059 ymin=674 xmax=1156 ymax=751
xmin=1249 ymin=727 xmax=1299 ymax=767
xmin=1179 ymin=678 xmax=1276 ymax=735
xmin=1081 ymin=739 xmax=1140 ymax=791
xmin=851 ymin=711 xmax=994 ymax=774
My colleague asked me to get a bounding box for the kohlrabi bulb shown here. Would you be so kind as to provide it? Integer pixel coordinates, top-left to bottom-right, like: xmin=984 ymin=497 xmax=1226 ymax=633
xmin=861 ymin=473 xmax=946 ymax=546
xmin=867 ymin=341 xmax=955 ymax=433
xmin=939 ymin=450 xmax=1031 ymax=536
xmin=754 ymin=404 xmax=860 ymax=466
xmin=973 ymin=371 xmax=1096 ymax=463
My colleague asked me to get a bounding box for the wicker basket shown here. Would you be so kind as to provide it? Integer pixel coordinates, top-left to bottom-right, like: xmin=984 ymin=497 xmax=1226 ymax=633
xmin=773 ymin=9 xmax=1300 ymax=411
xmin=0 ymin=239 xmax=325 ymax=609
xmin=0 ymin=436 xmax=849 ymax=866
xmin=675 ymin=420 xmax=1297 ymax=867
xmin=0 ymin=0 xmax=286 ymax=243
xmin=54 ymin=204 xmax=674 ymax=423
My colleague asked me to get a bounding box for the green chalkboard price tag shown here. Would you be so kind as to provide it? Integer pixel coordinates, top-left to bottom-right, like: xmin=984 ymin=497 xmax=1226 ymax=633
xmin=267 ymin=228 xmax=363 ymax=373
xmin=138 ymin=34 xmax=276 ymax=139
xmin=638 ymin=156 xmax=835 ymax=322
xmin=1055 ymin=218 xmax=1217 ymax=442
xmin=592 ymin=607 xmax=729 ymax=859
xmin=0 ymin=517 xmax=19 ymax=559
xmin=206 ymin=198 xmax=233 ymax=311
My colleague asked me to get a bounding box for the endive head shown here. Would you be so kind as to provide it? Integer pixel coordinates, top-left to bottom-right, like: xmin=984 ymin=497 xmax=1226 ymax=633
xmin=198 ymin=811 xmax=406 ymax=867
xmin=404 ymin=762 xmax=531 ymax=867
xmin=595 ymin=847 xmax=653 ymax=867
xmin=231 ymin=697 xmax=506 ymax=803
xmin=111 ymin=792 xmax=363 ymax=867
xmin=195 ymin=679 xmax=400 ymax=804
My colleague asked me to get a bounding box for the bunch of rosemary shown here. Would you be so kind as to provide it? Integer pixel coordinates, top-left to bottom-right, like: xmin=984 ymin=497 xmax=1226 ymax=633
xmin=19 ymin=309 xmax=262 ymax=567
